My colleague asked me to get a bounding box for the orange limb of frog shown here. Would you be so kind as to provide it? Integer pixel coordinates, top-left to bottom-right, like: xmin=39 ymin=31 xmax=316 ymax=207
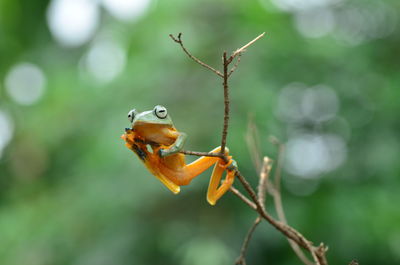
xmin=157 ymin=146 xmax=236 ymax=205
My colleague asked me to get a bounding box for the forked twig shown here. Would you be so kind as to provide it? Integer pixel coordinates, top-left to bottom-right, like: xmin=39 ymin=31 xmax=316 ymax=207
xmin=227 ymin=32 xmax=266 ymax=64
xmin=236 ymin=157 xmax=271 ymax=265
xmin=170 ymin=32 xmax=266 ymax=155
xmin=228 ymin=54 xmax=241 ymax=77
xmin=169 ymin=33 xmax=223 ymax=77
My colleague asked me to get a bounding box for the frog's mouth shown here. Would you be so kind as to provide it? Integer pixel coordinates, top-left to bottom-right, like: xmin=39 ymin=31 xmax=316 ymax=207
xmin=120 ymin=132 xmax=129 ymax=142
xmin=121 ymin=128 xmax=134 ymax=143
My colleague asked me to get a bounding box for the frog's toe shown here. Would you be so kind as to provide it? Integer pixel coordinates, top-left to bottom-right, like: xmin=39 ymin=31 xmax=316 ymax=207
xmin=227 ymin=159 xmax=238 ymax=171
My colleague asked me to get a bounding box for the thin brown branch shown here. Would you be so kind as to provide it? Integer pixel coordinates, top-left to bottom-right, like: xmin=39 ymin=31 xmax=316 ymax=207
xmin=235 ymin=158 xmax=271 ymax=265
xmin=234 ymin=171 xmax=326 ymax=265
xmin=221 ymin=34 xmax=264 ymax=154
xmin=257 ymin=157 xmax=273 ymax=209
xmin=228 ymin=54 xmax=241 ymax=77
xmin=221 ymin=34 xmax=264 ymax=155
xmin=270 ymin=181 xmax=314 ymax=265
xmin=220 ymin=51 xmax=230 ymax=154
xmin=227 ymin=32 xmax=266 ymax=64
xmin=180 ymin=150 xmax=224 ymax=158
xmin=169 ymin=33 xmax=223 ymax=77
xmin=230 ymin=186 xmax=257 ymax=210
xmin=235 ymin=217 xmax=262 ymax=265
xmin=315 ymin=244 xmax=329 ymax=265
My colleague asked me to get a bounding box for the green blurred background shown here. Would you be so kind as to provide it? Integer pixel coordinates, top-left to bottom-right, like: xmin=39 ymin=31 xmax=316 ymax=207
xmin=0 ymin=0 xmax=399 ymax=264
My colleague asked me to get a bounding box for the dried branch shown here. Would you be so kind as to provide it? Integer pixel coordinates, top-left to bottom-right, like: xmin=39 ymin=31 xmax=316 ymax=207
xmin=169 ymin=33 xmax=223 ymax=77
xmin=235 ymin=217 xmax=262 ymax=265
xmin=236 ymin=163 xmax=327 ymax=265
xmin=180 ymin=150 xmax=224 ymax=158
xmin=228 ymin=54 xmax=241 ymax=76
xmin=257 ymin=157 xmax=273 ymax=209
xmin=220 ymin=51 xmax=230 ymax=154
xmin=235 ymin=156 xmax=273 ymax=265
xmin=235 ymin=170 xmax=328 ymax=265
xmin=230 ymin=186 xmax=257 ymax=210
xmin=227 ymin=32 xmax=266 ymax=64
xmin=173 ymin=33 xmax=329 ymax=265
xmin=220 ymin=33 xmax=265 ymax=154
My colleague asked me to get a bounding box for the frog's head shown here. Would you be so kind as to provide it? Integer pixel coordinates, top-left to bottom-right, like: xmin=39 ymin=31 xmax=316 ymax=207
xmin=127 ymin=105 xmax=173 ymax=129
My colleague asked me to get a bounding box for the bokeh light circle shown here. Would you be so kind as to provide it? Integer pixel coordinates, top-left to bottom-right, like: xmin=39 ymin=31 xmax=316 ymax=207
xmin=102 ymin=0 xmax=151 ymax=22
xmin=294 ymin=8 xmax=335 ymax=38
xmin=5 ymin=62 xmax=46 ymax=105
xmin=47 ymin=0 xmax=99 ymax=47
xmin=84 ymin=39 xmax=127 ymax=83
xmin=285 ymin=133 xmax=347 ymax=178
xmin=276 ymin=83 xmax=339 ymax=123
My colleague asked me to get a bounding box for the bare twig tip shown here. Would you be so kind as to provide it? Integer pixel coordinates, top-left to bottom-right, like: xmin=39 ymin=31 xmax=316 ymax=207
xmin=349 ymin=260 xmax=359 ymax=265
xmin=169 ymin=33 xmax=223 ymax=77
xmin=268 ymin=135 xmax=281 ymax=145
xmin=169 ymin=34 xmax=180 ymax=43
xmin=229 ymin=32 xmax=266 ymax=62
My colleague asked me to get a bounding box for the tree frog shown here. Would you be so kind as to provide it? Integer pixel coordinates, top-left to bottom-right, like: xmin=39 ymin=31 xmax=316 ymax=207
xmin=121 ymin=105 xmax=236 ymax=205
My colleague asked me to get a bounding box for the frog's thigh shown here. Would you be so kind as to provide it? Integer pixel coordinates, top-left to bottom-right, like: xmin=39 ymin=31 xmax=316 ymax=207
xmin=154 ymin=172 xmax=181 ymax=194
xmin=181 ymin=146 xmax=226 ymax=183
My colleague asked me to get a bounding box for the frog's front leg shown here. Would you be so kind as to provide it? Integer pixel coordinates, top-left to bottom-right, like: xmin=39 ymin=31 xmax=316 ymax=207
xmin=122 ymin=129 xmax=149 ymax=162
xmin=159 ymin=132 xmax=187 ymax=157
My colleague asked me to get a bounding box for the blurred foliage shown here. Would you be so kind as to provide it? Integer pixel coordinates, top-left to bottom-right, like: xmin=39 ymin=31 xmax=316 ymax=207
xmin=1 ymin=0 xmax=400 ymax=264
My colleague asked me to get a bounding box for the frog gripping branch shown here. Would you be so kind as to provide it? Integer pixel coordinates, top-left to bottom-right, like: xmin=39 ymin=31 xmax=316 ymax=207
xmin=121 ymin=105 xmax=236 ymax=205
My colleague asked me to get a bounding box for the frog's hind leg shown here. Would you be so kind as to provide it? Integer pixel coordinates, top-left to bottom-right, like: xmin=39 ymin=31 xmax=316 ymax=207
xmin=176 ymin=146 xmax=236 ymax=205
xmin=178 ymin=146 xmax=224 ymax=185
xmin=206 ymin=155 xmax=236 ymax=206
xmin=184 ymin=146 xmax=236 ymax=205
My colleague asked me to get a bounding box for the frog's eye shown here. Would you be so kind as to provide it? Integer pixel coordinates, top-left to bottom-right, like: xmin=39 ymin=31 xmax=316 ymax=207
xmin=154 ymin=105 xmax=167 ymax=119
xmin=127 ymin=109 xmax=136 ymax=123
